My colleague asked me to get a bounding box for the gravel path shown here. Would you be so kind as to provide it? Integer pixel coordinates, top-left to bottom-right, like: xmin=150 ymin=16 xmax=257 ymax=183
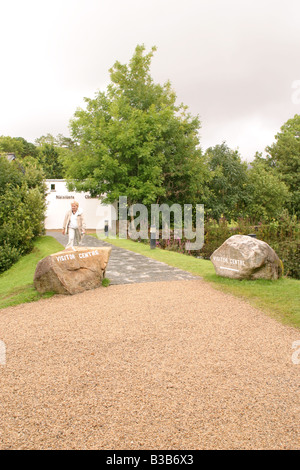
xmin=0 ymin=278 xmax=299 ymax=450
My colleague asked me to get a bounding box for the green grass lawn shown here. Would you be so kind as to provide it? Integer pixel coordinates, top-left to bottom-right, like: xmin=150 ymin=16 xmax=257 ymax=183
xmin=0 ymin=236 xmax=64 ymax=309
xmin=99 ymin=236 xmax=300 ymax=329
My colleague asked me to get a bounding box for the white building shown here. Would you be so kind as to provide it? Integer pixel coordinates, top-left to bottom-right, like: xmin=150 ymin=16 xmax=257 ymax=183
xmin=45 ymin=179 xmax=116 ymax=230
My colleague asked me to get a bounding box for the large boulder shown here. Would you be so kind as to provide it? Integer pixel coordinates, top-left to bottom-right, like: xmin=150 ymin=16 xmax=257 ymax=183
xmin=210 ymin=235 xmax=283 ymax=280
xmin=34 ymin=246 xmax=112 ymax=295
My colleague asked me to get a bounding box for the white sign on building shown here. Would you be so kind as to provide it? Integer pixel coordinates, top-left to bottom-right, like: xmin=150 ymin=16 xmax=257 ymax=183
xmin=45 ymin=180 xmax=115 ymax=230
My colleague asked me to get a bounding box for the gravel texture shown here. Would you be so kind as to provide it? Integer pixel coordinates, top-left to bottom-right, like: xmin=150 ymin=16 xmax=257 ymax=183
xmin=0 ymin=279 xmax=299 ymax=450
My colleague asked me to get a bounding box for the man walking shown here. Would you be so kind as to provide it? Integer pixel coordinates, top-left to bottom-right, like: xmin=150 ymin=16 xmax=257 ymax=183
xmin=62 ymin=200 xmax=86 ymax=249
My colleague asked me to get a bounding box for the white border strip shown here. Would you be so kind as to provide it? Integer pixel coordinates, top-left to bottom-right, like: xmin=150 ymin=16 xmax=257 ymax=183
xmin=219 ymin=266 xmax=240 ymax=272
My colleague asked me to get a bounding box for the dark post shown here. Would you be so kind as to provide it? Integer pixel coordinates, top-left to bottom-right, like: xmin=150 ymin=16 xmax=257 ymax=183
xmin=150 ymin=224 xmax=156 ymax=249
xmin=104 ymin=220 xmax=109 ymax=237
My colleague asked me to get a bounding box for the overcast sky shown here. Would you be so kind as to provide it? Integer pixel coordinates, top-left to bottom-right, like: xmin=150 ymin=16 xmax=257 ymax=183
xmin=1 ymin=0 xmax=300 ymax=161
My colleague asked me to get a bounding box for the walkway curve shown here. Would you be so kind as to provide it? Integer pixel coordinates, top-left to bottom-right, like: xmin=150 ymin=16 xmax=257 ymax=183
xmin=46 ymin=230 xmax=200 ymax=285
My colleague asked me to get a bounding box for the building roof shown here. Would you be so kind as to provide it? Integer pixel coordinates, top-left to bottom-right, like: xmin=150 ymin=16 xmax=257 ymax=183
xmin=45 ymin=179 xmax=66 ymax=182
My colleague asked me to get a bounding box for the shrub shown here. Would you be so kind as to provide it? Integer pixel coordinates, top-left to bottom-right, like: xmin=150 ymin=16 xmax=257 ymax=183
xmin=200 ymin=218 xmax=233 ymax=259
xmin=0 ymin=243 xmax=20 ymax=273
xmin=253 ymin=211 xmax=299 ymax=278
xmin=0 ymin=156 xmax=46 ymax=273
xmin=276 ymin=241 xmax=300 ymax=279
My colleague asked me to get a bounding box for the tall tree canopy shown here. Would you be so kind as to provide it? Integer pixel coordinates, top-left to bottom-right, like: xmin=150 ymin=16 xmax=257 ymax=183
xmin=245 ymin=159 xmax=290 ymax=221
xmin=204 ymin=142 xmax=248 ymax=221
xmin=64 ymin=45 xmax=208 ymax=207
xmin=0 ymin=134 xmax=70 ymax=179
xmin=36 ymin=143 xmax=65 ymax=179
xmin=35 ymin=133 xmax=73 ymax=179
xmin=264 ymin=114 xmax=300 ymax=217
xmin=0 ymin=136 xmax=38 ymax=159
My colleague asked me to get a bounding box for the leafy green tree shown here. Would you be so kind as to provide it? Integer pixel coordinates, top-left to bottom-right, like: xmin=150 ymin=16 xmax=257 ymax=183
xmin=245 ymin=161 xmax=290 ymax=222
xmin=0 ymin=136 xmax=38 ymax=159
xmin=35 ymin=133 xmax=73 ymax=179
xmin=35 ymin=133 xmax=75 ymax=149
xmin=65 ymin=45 xmax=208 ymax=208
xmin=21 ymin=156 xmax=47 ymax=197
xmin=37 ymin=143 xmax=65 ymax=179
xmin=35 ymin=134 xmax=74 ymax=179
xmin=204 ymin=142 xmax=248 ymax=221
xmin=265 ymin=114 xmax=300 ymax=216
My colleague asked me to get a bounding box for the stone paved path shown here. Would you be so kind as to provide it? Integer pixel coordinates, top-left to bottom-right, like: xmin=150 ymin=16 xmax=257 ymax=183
xmin=46 ymin=231 xmax=200 ymax=285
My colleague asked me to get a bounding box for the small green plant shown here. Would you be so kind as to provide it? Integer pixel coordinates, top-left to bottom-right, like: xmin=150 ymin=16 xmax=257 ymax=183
xmin=102 ymin=277 xmax=110 ymax=287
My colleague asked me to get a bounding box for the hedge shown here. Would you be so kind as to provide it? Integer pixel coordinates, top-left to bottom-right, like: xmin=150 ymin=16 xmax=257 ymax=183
xmin=0 ymin=156 xmax=46 ymax=273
